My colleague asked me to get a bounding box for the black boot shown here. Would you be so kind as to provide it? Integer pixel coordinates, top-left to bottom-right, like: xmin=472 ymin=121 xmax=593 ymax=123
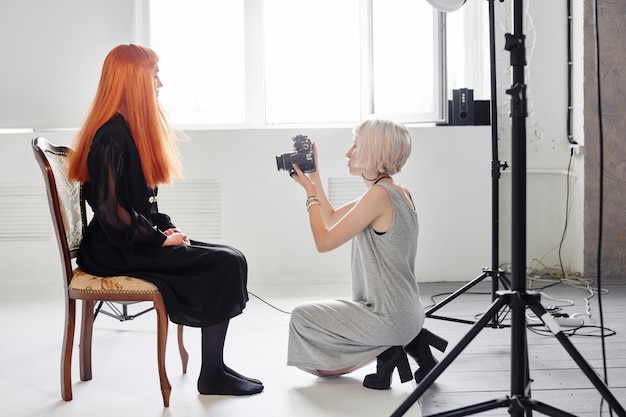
xmin=363 ymin=346 xmax=413 ymax=390
xmin=404 ymin=328 xmax=448 ymax=383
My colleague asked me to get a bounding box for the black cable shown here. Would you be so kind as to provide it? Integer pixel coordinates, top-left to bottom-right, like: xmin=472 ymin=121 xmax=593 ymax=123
xmin=425 ymin=291 xmax=491 ymax=310
xmin=248 ymin=291 xmax=291 ymax=315
xmin=570 ymin=325 xmax=616 ymax=338
xmin=559 ymin=0 xmax=574 ymax=281
xmin=592 ymin=0 xmax=612 ymax=415
xmin=527 ymin=323 xmax=616 ymax=339
xmin=567 ymin=0 xmax=572 ymax=140
xmin=557 ymin=150 xmax=574 ymax=280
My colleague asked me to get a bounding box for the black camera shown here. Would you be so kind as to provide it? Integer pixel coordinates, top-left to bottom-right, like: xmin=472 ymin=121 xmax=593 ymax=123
xmin=275 ymin=134 xmax=316 ymax=173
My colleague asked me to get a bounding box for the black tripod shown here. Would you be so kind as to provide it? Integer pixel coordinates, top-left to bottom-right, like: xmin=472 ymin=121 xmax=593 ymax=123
xmin=425 ymin=0 xmax=511 ymax=328
xmin=393 ymin=1 xmax=626 ymax=415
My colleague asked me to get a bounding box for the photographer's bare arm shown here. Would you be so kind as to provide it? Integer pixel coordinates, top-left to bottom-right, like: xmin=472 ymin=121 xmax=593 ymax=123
xmin=291 ymin=162 xmax=393 ymax=254
xmin=300 ymin=143 xmax=356 ymax=227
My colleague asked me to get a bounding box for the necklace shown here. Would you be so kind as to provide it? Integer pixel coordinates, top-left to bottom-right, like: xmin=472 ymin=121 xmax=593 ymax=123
xmin=373 ymin=175 xmax=390 ymax=184
xmin=362 ymin=173 xmax=391 ymax=184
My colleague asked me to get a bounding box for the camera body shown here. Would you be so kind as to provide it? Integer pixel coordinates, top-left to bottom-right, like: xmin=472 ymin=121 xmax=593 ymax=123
xmin=275 ymin=134 xmax=316 ymax=173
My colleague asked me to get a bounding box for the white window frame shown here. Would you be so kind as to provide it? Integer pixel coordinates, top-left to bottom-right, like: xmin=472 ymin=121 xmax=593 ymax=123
xmin=362 ymin=1 xmax=448 ymax=124
xmin=134 ymin=0 xmax=486 ymax=129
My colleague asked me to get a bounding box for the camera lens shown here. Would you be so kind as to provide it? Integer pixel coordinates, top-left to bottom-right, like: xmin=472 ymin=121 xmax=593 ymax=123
xmin=276 ymin=153 xmax=293 ymax=171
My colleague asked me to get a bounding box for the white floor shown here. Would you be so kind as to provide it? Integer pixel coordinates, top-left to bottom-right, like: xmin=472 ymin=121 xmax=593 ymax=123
xmin=1 ymin=285 xmax=423 ymax=417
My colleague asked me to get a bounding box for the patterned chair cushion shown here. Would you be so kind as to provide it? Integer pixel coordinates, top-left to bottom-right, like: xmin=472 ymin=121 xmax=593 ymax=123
xmin=70 ymin=268 xmax=159 ymax=294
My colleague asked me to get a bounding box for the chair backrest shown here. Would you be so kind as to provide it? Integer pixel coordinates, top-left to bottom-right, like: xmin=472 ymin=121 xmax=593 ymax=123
xmin=32 ymin=137 xmax=85 ymax=287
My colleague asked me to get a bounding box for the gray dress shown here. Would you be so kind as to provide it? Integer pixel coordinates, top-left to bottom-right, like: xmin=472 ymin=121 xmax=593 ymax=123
xmin=287 ymin=182 xmax=425 ymax=371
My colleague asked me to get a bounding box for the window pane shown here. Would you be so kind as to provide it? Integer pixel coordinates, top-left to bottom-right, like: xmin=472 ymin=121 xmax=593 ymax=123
xmin=264 ymin=0 xmax=361 ymax=124
xmin=446 ymin=2 xmax=490 ymax=101
xmin=150 ymin=0 xmax=245 ymax=124
xmin=372 ymin=0 xmax=435 ymax=115
xmin=446 ymin=10 xmax=465 ymax=94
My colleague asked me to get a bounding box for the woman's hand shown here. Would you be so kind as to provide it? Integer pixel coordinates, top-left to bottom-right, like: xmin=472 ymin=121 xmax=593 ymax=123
xmin=162 ymin=228 xmax=190 ymax=246
xmin=290 ymin=163 xmax=317 ymax=197
xmin=290 ymin=141 xmax=320 ymax=196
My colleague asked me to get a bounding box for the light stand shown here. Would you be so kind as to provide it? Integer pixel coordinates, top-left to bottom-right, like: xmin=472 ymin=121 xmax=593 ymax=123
xmin=425 ymin=0 xmax=511 ymax=328
xmin=392 ymin=0 xmax=626 ymax=415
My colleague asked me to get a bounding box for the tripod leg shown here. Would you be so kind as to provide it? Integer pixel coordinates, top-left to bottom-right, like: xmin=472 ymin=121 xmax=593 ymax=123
xmin=518 ymin=398 xmax=578 ymax=417
xmin=488 ymin=269 xmax=511 ymax=328
xmin=497 ymin=270 xmax=511 ymax=290
xmin=391 ymin=296 xmax=510 ymax=417
xmin=426 ymin=272 xmax=490 ymax=320
xmin=526 ymin=297 xmax=626 ymax=417
xmin=425 ymin=398 xmax=511 ymax=417
xmin=94 ymin=300 xmax=104 ymax=320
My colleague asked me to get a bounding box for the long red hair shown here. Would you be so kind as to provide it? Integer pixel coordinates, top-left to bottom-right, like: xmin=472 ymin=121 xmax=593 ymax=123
xmin=68 ymin=44 xmax=183 ymax=187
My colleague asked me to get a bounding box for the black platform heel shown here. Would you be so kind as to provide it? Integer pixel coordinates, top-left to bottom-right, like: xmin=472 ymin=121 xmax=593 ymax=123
xmin=363 ymin=346 xmax=413 ymax=390
xmin=404 ymin=328 xmax=448 ymax=383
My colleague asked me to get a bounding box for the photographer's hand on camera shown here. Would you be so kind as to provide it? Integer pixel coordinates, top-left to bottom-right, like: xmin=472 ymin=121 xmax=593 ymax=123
xmin=290 ymin=142 xmax=353 ymax=253
xmin=290 ymin=163 xmax=318 ymax=197
xmin=291 ymin=142 xmax=321 ymax=193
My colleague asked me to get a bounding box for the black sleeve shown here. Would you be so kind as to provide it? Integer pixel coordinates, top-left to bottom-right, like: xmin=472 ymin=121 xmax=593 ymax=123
xmin=151 ymin=211 xmax=177 ymax=231
xmin=87 ymin=133 xmax=167 ymax=249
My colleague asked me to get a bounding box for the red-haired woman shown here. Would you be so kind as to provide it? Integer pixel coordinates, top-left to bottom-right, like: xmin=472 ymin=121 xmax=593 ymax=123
xmin=68 ymin=44 xmax=262 ymax=396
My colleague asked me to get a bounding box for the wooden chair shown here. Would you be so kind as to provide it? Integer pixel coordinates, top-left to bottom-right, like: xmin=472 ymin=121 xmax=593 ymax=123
xmin=32 ymin=137 xmax=188 ymax=407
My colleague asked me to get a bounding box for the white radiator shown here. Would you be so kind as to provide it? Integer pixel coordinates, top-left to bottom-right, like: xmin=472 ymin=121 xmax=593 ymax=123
xmin=0 ymin=183 xmax=51 ymax=241
xmin=328 ymin=177 xmax=365 ymax=207
xmin=2 ymin=180 xmax=222 ymax=242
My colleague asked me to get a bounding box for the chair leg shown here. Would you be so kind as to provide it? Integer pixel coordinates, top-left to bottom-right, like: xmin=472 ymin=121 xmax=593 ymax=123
xmin=61 ymin=297 xmax=76 ymax=401
xmin=154 ymin=297 xmax=172 ymax=407
xmin=177 ymin=324 xmax=188 ymax=374
xmin=79 ymin=300 xmax=95 ymax=381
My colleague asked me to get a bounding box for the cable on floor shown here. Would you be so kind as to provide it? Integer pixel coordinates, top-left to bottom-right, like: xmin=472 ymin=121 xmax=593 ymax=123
xmin=247 ymin=291 xmax=291 ymax=315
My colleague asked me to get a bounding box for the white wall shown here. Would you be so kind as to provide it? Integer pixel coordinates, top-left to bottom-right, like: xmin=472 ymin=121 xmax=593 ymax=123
xmin=0 ymin=0 xmax=134 ymax=129
xmin=2 ymin=125 xmax=492 ymax=290
xmin=0 ymin=0 xmax=585 ymax=291
xmin=494 ymin=0 xmax=585 ymax=275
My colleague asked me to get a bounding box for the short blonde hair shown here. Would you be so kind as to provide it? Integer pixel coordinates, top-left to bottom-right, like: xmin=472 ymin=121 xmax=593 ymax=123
xmin=351 ymin=119 xmax=412 ymax=175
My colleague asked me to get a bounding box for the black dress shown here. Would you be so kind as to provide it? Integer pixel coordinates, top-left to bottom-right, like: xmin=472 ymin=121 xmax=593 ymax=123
xmin=77 ymin=114 xmax=248 ymax=327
